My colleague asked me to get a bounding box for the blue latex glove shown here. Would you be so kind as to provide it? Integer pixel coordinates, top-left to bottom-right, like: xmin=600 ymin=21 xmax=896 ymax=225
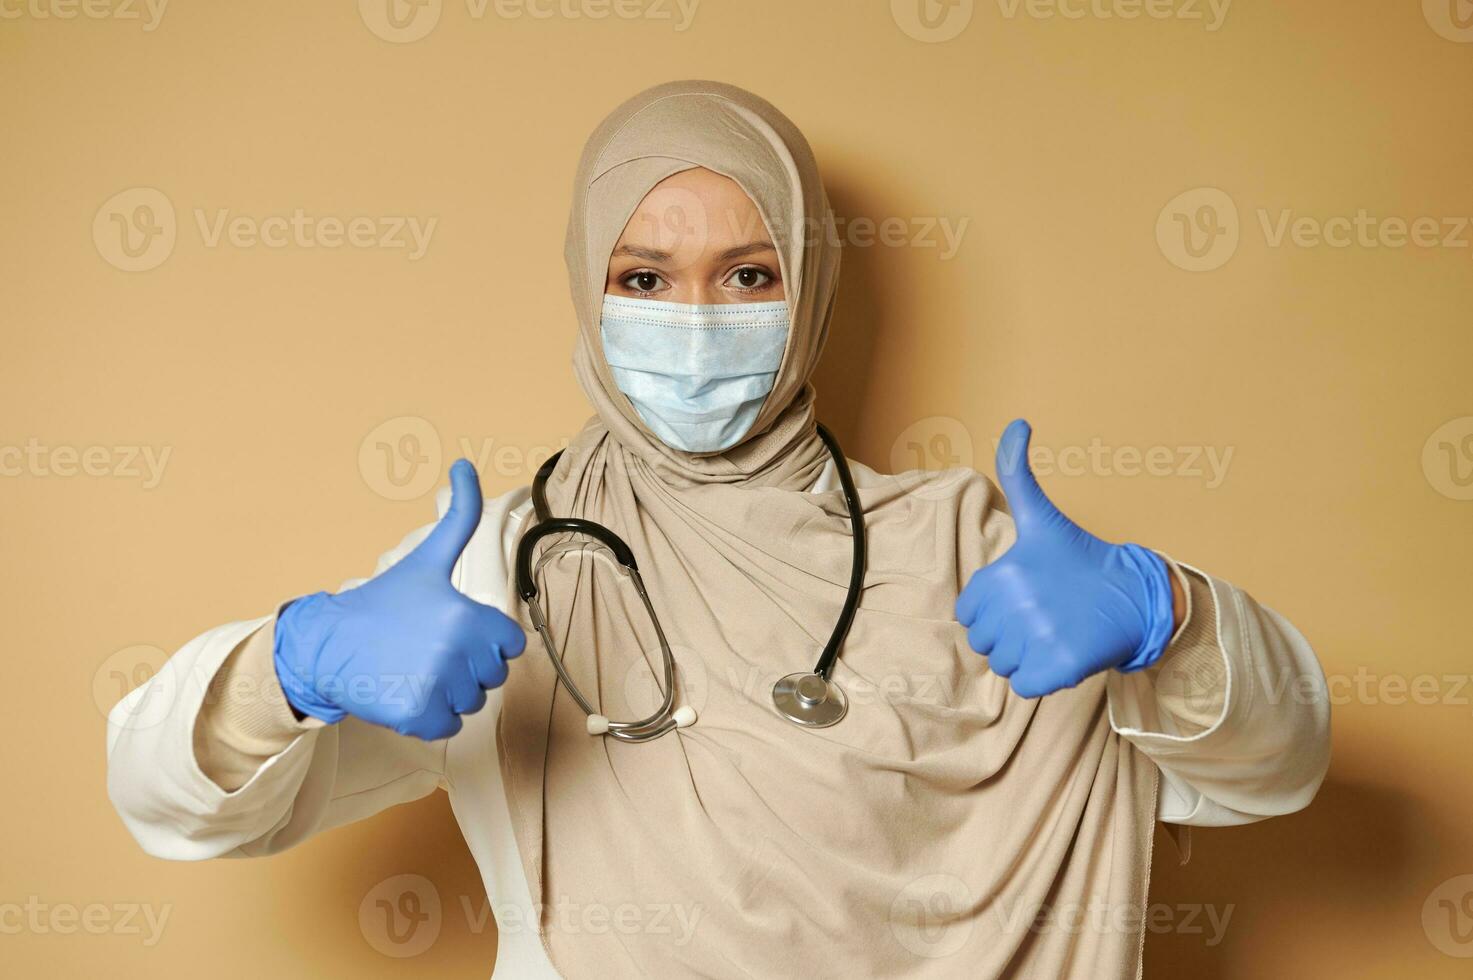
xmin=274 ymin=459 xmax=526 ymax=739
xmin=955 ymin=419 xmax=1177 ymax=698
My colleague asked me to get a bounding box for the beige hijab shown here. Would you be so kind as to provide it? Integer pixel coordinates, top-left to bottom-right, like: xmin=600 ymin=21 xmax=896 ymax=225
xmin=497 ymin=79 xmax=1157 ymax=979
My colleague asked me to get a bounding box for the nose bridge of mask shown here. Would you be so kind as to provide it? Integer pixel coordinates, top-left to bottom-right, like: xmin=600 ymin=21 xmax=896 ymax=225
xmin=601 ymin=296 xmax=789 ymax=371
xmin=599 ymin=295 xmax=791 ymax=452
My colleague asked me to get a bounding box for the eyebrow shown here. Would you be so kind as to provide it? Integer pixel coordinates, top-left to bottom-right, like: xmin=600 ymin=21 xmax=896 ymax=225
xmin=609 ymin=240 xmax=778 ymax=264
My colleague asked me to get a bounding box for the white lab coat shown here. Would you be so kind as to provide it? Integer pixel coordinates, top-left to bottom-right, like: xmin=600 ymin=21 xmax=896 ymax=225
xmin=105 ymin=458 xmax=1331 ymax=978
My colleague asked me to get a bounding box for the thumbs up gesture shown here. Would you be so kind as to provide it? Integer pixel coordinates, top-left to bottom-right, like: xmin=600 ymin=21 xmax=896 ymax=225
xmin=273 ymin=459 xmax=527 ymax=739
xmin=955 ymin=420 xmax=1178 ymax=698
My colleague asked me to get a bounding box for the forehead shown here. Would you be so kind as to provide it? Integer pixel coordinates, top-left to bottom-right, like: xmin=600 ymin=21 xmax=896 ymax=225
xmin=615 ymin=167 xmax=773 ymax=252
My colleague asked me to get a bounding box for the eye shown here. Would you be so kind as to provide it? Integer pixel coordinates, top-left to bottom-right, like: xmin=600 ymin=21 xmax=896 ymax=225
xmin=726 ymin=265 xmax=773 ymax=291
xmin=620 ymin=270 xmax=668 ymax=295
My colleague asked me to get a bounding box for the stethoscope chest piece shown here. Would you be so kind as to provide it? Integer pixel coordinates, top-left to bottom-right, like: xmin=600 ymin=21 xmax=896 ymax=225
xmin=772 ymin=671 xmax=848 ymax=728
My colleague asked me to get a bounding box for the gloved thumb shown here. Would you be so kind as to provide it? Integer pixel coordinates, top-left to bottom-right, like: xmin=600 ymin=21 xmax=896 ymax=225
xmin=410 ymin=459 xmax=484 ymax=576
xmin=995 ymin=418 xmax=1063 ymax=537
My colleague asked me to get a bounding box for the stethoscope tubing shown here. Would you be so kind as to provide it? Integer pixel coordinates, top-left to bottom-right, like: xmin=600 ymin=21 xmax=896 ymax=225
xmin=516 ymin=422 xmax=866 ymax=738
xmin=811 ymin=423 xmax=867 ymax=681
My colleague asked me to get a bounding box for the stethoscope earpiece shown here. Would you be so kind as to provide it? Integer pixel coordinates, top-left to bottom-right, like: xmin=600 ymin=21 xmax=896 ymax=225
xmin=585 ymin=706 xmax=695 ymax=738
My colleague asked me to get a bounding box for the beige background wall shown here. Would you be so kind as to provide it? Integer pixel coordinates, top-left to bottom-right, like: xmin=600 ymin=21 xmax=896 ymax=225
xmin=2 ymin=0 xmax=1470 ymax=975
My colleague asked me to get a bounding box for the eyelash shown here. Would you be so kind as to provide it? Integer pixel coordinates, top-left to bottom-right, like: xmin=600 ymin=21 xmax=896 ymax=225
xmin=727 ymin=265 xmax=774 ymax=292
xmin=621 ymin=270 xmax=666 ymax=296
xmin=620 ymin=265 xmax=777 ymax=297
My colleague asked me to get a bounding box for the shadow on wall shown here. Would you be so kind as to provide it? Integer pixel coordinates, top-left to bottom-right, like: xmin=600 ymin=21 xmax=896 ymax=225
xmin=811 ymin=169 xmax=981 ymax=474
xmin=1145 ymin=777 xmax=1415 ymax=977
xmin=809 ymin=174 xmax=893 ymax=459
xmin=263 ymin=792 xmax=499 ymax=977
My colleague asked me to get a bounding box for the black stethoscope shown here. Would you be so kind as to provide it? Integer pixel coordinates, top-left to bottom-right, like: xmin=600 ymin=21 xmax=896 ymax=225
xmin=514 ymin=423 xmax=866 ymax=741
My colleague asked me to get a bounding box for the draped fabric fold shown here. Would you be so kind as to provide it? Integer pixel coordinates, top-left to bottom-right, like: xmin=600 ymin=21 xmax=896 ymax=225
xmin=497 ymin=79 xmax=1156 ymax=979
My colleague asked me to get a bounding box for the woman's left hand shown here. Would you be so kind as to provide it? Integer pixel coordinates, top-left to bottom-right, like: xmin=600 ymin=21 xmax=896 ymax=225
xmin=955 ymin=419 xmax=1183 ymax=698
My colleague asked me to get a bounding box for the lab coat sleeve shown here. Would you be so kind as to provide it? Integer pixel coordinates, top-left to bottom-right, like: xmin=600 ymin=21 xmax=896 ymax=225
xmin=104 ymin=483 xmax=529 ymax=861
xmin=1105 ymin=559 xmax=1331 ymax=826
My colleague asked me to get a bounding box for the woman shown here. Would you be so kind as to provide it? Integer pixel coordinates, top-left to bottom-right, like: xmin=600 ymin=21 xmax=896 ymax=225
xmin=106 ymin=80 xmax=1329 ymax=978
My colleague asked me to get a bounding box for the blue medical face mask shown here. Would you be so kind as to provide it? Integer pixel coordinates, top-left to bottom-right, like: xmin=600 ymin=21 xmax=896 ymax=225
xmin=599 ymin=294 xmax=791 ymax=453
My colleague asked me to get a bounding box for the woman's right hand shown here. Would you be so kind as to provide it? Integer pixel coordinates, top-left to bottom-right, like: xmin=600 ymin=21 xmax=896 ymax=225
xmin=272 ymin=459 xmax=526 ymax=740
